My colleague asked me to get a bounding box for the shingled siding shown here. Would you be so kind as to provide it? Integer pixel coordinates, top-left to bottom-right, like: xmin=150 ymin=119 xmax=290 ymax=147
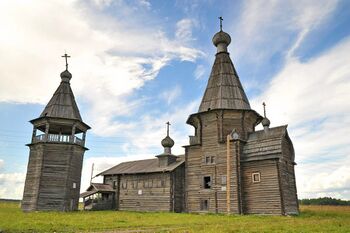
xmin=22 ymin=143 xmax=84 ymax=211
xmin=186 ymin=111 xmax=247 ymax=214
xmin=279 ymin=136 xmax=299 ymax=214
xmin=241 ymin=159 xmax=282 ymax=214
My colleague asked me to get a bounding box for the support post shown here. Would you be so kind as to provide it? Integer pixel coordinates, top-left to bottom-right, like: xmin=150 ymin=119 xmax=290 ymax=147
xmin=31 ymin=127 xmax=37 ymax=143
xmin=226 ymin=134 xmax=231 ymax=214
xmin=44 ymin=123 xmax=49 ymax=142
xmin=71 ymin=124 xmax=76 ymax=143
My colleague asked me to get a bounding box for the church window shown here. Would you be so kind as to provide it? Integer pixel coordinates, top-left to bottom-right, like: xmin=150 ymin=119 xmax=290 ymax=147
xmin=252 ymin=172 xmax=261 ymax=183
xmin=221 ymin=176 xmax=227 ymax=185
xmin=72 ymin=182 xmax=76 ymax=189
xmin=122 ymin=180 xmax=127 ymax=189
xmin=113 ymin=181 xmax=118 ymax=189
xmin=200 ymin=199 xmax=209 ymax=211
xmin=132 ymin=180 xmax=138 ymax=189
xmin=205 ymin=156 xmax=216 ymax=164
xmin=203 ymin=176 xmax=212 ymax=189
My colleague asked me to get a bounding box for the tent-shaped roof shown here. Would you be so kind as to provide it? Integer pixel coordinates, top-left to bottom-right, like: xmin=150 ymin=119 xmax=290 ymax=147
xmin=198 ymin=30 xmax=251 ymax=112
xmin=40 ymin=70 xmax=82 ymax=121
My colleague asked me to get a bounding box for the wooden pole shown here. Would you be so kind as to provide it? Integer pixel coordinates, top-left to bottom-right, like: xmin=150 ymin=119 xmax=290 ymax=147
xmin=90 ymin=163 xmax=94 ymax=185
xmin=226 ymin=134 xmax=231 ymax=214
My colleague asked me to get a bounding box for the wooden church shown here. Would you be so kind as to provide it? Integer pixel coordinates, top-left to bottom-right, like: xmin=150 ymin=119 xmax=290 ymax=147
xmin=81 ymin=24 xmax=299 ymax=215
xmin=22 ymin=21 xmax=299 ymax=215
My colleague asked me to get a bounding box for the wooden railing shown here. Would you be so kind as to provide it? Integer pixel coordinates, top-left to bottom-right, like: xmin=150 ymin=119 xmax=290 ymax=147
xmin=33 ymin=134 xmax=85 ymax=146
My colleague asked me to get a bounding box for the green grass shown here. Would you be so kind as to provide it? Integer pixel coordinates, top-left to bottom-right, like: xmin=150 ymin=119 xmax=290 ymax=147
xmin=1 ymin=202 xmax=349 ymax=232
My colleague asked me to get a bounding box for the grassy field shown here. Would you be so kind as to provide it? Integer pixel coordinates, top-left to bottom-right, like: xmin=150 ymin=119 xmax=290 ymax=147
xmin=0 ymin=202 xmax=349 ymax=232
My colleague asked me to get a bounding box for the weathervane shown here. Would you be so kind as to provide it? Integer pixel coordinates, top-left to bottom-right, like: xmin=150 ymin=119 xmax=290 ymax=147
xmin=219 ymin=16 xmax=223 ymax=31
xmin=61 ymin=53 xmax=71 ymax=70
xmin=166 ymin=121 xmax=171 ymax=137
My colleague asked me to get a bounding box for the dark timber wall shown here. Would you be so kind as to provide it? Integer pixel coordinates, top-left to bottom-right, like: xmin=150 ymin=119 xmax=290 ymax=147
xmin=104 ymin=166 xmax=185 ymax=212
xmin=279 ymin=135 xmax=299 ymax=214
xmin=22 ymin=143 xmax=85 ymax=211
xmin=241 ymin=159 xmax=282 ymax=214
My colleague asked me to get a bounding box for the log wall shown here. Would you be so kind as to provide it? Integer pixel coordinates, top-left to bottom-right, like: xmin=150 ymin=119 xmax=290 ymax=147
xmin=241 ymin=159 xmax=282 ymax=214
xmin=22 ymin=143 xmax=85 ymax=211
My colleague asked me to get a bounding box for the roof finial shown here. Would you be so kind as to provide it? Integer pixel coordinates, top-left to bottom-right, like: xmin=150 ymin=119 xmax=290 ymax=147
xmin=61 ymin=52 xmax=71 ymax=70
xmin=219 ymin=16 xmax=223 ymax=31
xmin=166 ymin=121 xmax=171 ymax=137
xmin=262 ymin=102 xmax=270 ymax=129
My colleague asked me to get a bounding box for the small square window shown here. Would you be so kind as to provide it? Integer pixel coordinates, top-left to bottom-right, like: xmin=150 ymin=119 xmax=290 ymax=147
xmin=252 ymin=172 xmax=261 ymax=183
xmin=203 ymin=176 xmax=212 ymax=189
xmin=72 ymin=182 xmax=76 ymax=189
xmin=204 ymin=156 xmax=216 ymax=164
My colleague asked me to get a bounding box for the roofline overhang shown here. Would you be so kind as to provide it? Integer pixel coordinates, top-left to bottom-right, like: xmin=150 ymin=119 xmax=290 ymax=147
xmin=30 ymin=116 xmax=91 ymax=130
xmin=186 ymin=108 xmax=263 ymax=126
xmin=26 ymin=141 xmax=89 ymax=150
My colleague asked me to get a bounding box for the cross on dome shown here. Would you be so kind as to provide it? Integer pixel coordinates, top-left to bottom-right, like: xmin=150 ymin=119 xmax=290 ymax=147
xmin=61 ymin=53 xmax=71 ymax=70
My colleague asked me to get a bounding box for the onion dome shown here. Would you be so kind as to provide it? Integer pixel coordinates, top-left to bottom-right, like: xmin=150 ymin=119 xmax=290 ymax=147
xmin=161 ymin=135 xmax=174 ymax=148
xmin=212 ymin=31 xmax=231 ymax=48
xmin=60 ymin=70 xmax=72 ymax=82
xmin=262 ymin=117 xmax=271 ymax=127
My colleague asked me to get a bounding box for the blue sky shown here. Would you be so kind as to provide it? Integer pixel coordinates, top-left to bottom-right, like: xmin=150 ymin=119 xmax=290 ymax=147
xmin=0 ymin=0 xmax=349 ymax=200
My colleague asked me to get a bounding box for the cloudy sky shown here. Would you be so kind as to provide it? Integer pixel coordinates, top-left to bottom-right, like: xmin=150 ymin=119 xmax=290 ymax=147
xmin=0 ymin=0 xmax=349 ymax=200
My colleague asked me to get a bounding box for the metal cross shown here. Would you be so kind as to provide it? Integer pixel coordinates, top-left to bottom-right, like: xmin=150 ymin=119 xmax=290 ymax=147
xmin=61 ymin=53 xmax=71 ymax=70
xmin=166 ymin=121 xmax=171 ymax=136
xmin=219 ymin=16 xmax=223 ymax=31
xmin=262 ymin=102 xmax=267 ymax=118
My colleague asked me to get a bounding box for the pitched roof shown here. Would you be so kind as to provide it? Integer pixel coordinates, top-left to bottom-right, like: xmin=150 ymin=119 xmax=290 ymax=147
xmin=99 ymin=155 xmax=185 ymax=176
xmin=242 ymin=125 xmax=289 ymax=161
xmin=198 ymin=52 xmax=251 ymax=112
xmin=80 ymin=183 xmax=114 ymax=198
xmin=40 ymin=71 xmax=82 ymax=121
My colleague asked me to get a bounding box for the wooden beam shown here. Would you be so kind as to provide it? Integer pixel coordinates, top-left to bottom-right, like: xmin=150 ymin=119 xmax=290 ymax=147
xmin=226 ymin=134 xmax=231 ymax=214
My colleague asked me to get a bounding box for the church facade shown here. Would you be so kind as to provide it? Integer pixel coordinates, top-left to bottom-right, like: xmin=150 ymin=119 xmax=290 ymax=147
xmin=82 ymin=27 xmax=299 ymax=215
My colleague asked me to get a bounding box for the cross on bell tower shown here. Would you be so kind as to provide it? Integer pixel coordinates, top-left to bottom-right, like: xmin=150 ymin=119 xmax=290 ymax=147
xmin=61 ymin=53 xmax=71 ymax=70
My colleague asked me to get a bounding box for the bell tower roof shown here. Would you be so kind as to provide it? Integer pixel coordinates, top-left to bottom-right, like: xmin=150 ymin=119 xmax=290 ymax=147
xmin=198 ymin=17 xmax=251 ymax=112
xmin=40 ymin=53 xmax=82 ymax=121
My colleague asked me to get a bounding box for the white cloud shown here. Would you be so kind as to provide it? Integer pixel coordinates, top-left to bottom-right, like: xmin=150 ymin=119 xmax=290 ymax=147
xmin=230 ymin=0 xmax=338 ymax=63
xmin=194 ymin=64 xmax=206 ymax=80
xmin=251 ymin=37 xmax=350 ymax=200
xmin=0 ymin=0 xmax=203 ymax=137
xmin=0 ymin=159 xmax=3 ymax=169
xmin=0 ymin=172 xmax=26 ymax=199
xmin=160 ymin=85 xmax=182 ymax=105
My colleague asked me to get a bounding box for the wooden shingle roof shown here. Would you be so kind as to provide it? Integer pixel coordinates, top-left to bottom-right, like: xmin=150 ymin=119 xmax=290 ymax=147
xmin=198 ymin=52 xmax=251 ymax=112
xmin=99 ymin=155 xmax=185 ymax=176
xmin=40 ymin=70 xmax=82 ymax=121
xmin=242 ymin=125 xmax=290 ymax=161
xmin=80 ymin=183 xmax=114 ymax=198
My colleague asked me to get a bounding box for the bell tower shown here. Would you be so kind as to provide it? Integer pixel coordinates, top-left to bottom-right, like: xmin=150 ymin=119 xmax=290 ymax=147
xmin=21 ymin=54 xmax=90 ymax=211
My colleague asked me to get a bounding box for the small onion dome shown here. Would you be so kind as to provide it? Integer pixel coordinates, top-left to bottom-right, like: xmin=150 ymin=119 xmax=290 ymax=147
xmin=212 ymin=30 xmax=231 ymax=48
xmin=60 ymin=70 xmax=72 ymax=82
xmin=161 ymin=135 xmax=174 ymax=148
xmin=262 ymin=117 xmax=271 ymax=127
